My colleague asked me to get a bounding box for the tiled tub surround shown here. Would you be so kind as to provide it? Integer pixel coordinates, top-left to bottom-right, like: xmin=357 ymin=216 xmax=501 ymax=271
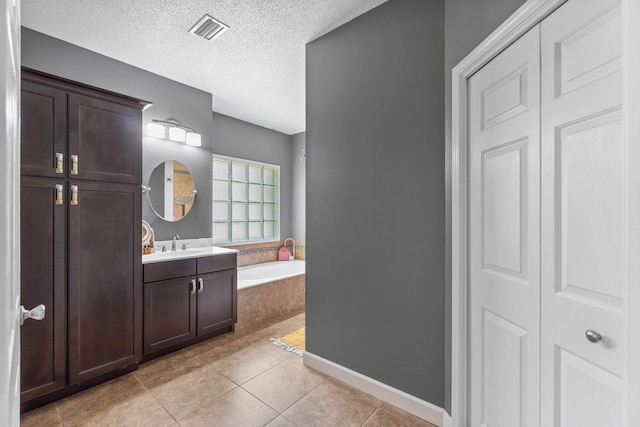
xmin=224 ymin=240 xmax=306 ymax=266
xmin=237 ymin=261 xmax=305 ymax=330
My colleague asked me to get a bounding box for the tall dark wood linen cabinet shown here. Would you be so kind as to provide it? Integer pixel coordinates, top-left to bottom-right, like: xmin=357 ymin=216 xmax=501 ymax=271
xmin=20 ymin=68 xmax=149 ymax=411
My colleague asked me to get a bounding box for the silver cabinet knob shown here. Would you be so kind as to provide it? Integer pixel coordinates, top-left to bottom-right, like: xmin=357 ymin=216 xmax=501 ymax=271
xmin=585 ymin=330 xmax=602 ymax=343
xmin=20 ymin=304 xmax=45 ymax=326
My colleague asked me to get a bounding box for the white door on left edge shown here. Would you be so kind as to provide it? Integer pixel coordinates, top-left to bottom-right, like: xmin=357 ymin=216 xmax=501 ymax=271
xmin=468 ymin=24 xmax=541 ymax=427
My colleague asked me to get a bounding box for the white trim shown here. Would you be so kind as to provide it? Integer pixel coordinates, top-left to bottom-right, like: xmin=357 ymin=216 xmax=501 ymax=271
xmin=442 ymin=411 xmax=452 ymax=427
xmin=622 ymin=0 xmax=640 ymax=426
xmin=0 ymin=0 xmax=21 ymax=424
xmin=451 ymin=1 xmax=566 ymax=426
xmin=304 ymin=351 xmax=446 ymax=426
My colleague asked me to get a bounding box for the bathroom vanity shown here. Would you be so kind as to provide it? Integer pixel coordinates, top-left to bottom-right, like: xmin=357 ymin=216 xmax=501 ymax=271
xmin=142 ymin=248 xmax=238 ymax=360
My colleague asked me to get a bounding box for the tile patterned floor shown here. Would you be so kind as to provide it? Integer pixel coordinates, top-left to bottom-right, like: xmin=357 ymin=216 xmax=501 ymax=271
xmin=21 ymin=311 xmax=436 ymax=427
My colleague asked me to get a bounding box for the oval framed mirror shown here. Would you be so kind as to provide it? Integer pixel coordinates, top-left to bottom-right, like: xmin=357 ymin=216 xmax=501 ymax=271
xmin=147 ymin=160 xmax=196 ymax=222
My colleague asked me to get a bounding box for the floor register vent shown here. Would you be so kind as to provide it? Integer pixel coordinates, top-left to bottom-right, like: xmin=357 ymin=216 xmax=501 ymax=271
xmin=189 ymin=14 xmax=229 ymax=40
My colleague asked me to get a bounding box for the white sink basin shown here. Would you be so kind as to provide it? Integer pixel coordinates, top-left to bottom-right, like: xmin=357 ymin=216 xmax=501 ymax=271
xmin=142 ymin=246 xmax=237 ymax=264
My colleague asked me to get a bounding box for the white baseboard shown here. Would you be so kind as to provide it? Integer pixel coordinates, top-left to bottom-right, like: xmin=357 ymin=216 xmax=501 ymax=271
xmin=303 ymin=351 xmax=446 ymax=426
xmin=442 ymin=410 xmax=452 ymax=427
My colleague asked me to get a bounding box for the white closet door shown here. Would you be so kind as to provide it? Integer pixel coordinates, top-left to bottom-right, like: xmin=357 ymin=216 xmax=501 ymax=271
xmin=469 ymin=25 xmax=541 ymax=427
xmin=540 ymin=0 xmax=624 ymax=426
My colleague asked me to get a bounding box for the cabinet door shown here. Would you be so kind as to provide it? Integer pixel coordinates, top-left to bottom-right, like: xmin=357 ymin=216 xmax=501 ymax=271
xmin=68 ymin=93 xmax=142 ymax=184
xmin=20 ymin=178 xmax=66 ymax=401
xmin=197 ymin=269 xmax=237 ymax=336
xmin=21 ymin=80 xmax=66 ymax=178
xmin=144 ymin=277 xmax=196 ymax=354
xmin=67 ymin=181 xmax=142 ymax=384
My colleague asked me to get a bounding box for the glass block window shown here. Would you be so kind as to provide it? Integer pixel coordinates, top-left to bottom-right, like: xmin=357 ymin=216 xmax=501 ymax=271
xmin=212 ymin=155 xmax=279 ymax=244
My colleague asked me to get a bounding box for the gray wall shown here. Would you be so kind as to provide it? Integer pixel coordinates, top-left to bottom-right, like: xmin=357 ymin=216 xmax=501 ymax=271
xmin=443 ymin=0 xmax=527 ymax=412
xmin=291 ymin=132 xmax=306 ymax=241
xmin=22 ymin=28 xmax=295 ymax=242
xmin=212 ymin=113 xmax=293 ymax=241
xmin=306 ymin=0 xmax=445 ymax=406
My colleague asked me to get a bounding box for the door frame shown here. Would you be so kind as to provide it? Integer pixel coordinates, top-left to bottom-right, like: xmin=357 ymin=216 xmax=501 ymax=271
xmin=450 ymin=0 xmax=640 ymax=426
xmin=0 ymin=0 xmax=21 ymax=425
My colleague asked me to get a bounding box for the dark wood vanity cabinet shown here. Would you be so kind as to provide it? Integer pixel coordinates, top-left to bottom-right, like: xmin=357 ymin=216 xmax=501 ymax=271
xmin=143 ymin=254 xmax=237 ymax=359
xmin=67 ymin=181 xmax=142 ymax=384
xmin=67 ymin=93 xmax=142 ymax=184
xmin=20 ymin=178 xmax=66 ymax=402
xmin=21 ymin=70 xmax=142 ymax=184
xmin=21 ymin=80 xmax=66 ymax=178
xmin=143 ymin=259 xmax=197 ymax=354
xmin=20 ymin=68 xmax=147 ymax=411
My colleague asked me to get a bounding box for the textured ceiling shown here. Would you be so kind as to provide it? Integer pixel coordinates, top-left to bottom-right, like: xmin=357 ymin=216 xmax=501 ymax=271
xmin=21 ymin=0 xmax=388 ymax=135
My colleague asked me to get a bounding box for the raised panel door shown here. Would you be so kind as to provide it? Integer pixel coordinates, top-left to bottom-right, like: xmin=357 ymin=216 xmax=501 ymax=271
xmin=540 ymin=0 xmax=624 ymax=424
xmin=469 ymin=24 xmax=541 ymax=427
xmin=20 ymin=178 xmax=66 ymax=402
xmin=68 ymin=93 xmax=142 ymax=184
xmin=20 ymin=77 xmax=66 ymax=178
xmin=144 ymin=277 xmax=196 ymax=354
xmin=67 ymin=181 xmax=142 ymax=384
xmin=197 ymin=269 xmax=237 ymax=336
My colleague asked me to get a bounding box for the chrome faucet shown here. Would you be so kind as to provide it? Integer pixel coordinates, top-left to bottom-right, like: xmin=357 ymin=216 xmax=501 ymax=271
xmin=172 ymin=234 xmax=180 ymax=251
xmin=284 ymin=238 xmax=296 ymax=260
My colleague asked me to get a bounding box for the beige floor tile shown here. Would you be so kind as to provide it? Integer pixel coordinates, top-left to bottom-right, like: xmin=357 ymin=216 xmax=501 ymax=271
xmin=134 ymin=348 xmax=206 ymax=389
xmin=20 ymin=403 xmax=62 ymax=427
xmin=148 ymin=363 xmax=237 ymax=420
xmin=264 ymin=415 xmax=299 ymax=427
xmin=242 ymin=361 xmax=324 ymax=412
xmin=178 ymin=387 xmax=278 ymax=427
xmin=379 ymin=403 xmax=438 ymax=427
xmin=363 ymin=407 xmax=431 ymax=427
xmin=325 ymin=376 xmax=384 ymax=408
xmin=210 ymin=347 xmax=281 ymax=384
xmin=20 ymin=311 xmax=430 ymax=427
xmin=56 ymin=375 xmax=174 ymax=427
xmin=282 ymin=380 xmax=376 ymax=427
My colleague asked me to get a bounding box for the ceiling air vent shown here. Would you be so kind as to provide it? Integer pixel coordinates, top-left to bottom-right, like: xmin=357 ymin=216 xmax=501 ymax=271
xmin=188 ymin=14 xmax=229 ymax=41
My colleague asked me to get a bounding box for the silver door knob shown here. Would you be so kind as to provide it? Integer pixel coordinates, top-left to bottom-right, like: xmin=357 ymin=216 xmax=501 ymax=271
xmin=585 ymin=329 xmax=602 ymax=343
xmin=20 ymin=304 xmax=45 ymax=326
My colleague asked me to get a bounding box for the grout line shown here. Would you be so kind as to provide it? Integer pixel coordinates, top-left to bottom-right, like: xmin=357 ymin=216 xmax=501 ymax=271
xmin=361 ymin=407 xmax=379 ymax=427
xmin=131 ymin=371 xmax=181 ymax=427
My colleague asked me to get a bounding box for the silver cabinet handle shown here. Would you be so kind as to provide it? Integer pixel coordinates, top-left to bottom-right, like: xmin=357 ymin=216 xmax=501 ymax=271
xmin=70 ymin=154 xmax=79 ymax=175
xmin=585 ymin=330 xmax=602 ymax=343
xmin=70 ymin=185 xmax=78 ymax=206
xmin=20 ymin=304 xmax=45 ymax=326
xmin=198 ymin=278 xmax=204 ymax=293
xmin=190 ymin=279 xmax=196 ymax=295
xmin=55 ymin=184 xmax=64 ymax=205
xmin=55 ymin=152 xmax=64 ymax=174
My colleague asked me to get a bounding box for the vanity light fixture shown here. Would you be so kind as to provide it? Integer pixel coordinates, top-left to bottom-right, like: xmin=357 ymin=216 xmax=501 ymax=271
xmin=146 ymin=119 xmax=202 ymax=147
xmin=168 ymin=126 xmax=186 ymax=142
xmin=186 ymin=132 xmax=202 ymax=147
xmin=147 ymin=122 xmax=165 ymax=138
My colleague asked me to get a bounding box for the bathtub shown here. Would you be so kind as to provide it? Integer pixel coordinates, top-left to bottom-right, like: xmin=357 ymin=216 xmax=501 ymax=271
xmin=236 ymin=260 xmax=305 ymax=328
xmin=238 ymin=260 xmax=306 ymax=290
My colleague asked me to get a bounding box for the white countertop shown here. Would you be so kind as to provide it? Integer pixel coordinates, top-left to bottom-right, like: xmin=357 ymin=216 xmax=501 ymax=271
xmin=142 ymin=246 xmax=238 ymax=264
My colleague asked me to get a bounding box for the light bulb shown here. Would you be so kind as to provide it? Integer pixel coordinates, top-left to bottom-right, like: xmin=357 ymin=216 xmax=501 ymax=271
xmin=186 ymin=132 xmax=202 ymax=147
xmin=147 ymin=122 xmax=165 ymax=138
